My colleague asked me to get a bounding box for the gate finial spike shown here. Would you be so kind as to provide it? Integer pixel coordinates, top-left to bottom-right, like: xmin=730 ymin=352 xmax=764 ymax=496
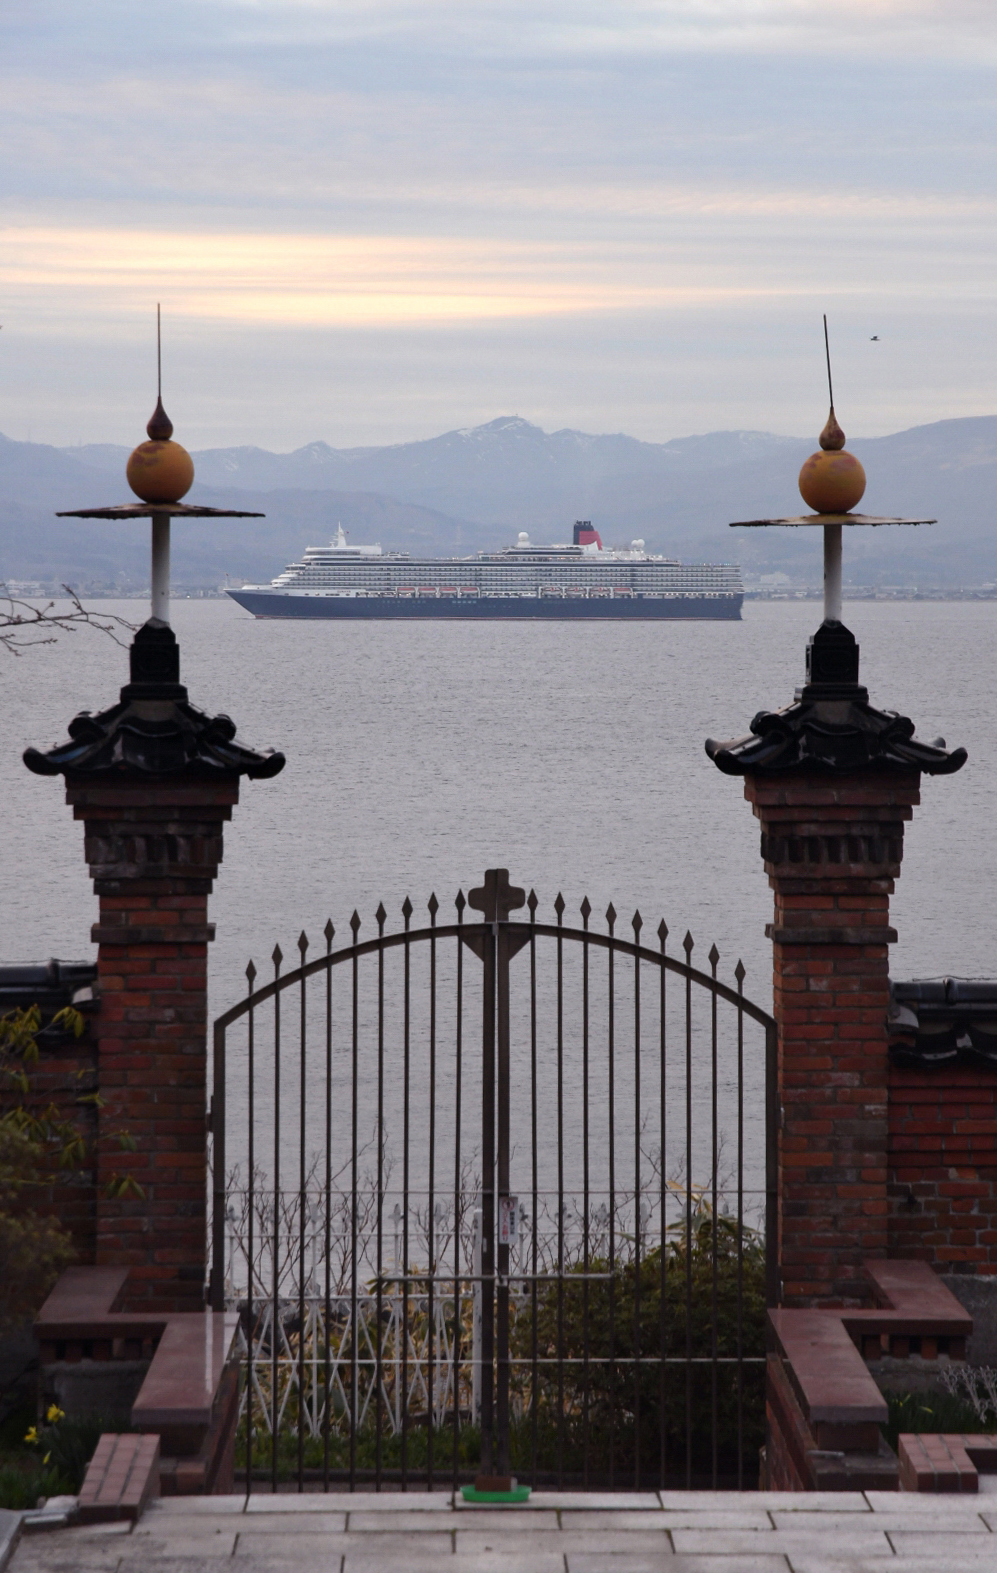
xmin=246 ymin=959 xmax=257 ymax=986
xmin=606 ymin=902 xmax=617 ymax=932
xmin=734 ymin=958 xmax=746 ymax=985
xmin=527 ymin=888 xmax=538 ymax=916
xmin=554 ymin=892 xmax=565 ymax=920
xmin=401 ymin=895 xmax=413 ymax=926
xmin=580 ymin=895 xmax=591 ymax=924
xmin=323 ymin=918 xmax=335 ymax=949
xmin=428 ymin=892 xmax=439 ymax=919
xmin=683 ymin=930 xmax=694 ymax=957
xmin=455 ymin=889 xmax=466 ymax=914
xmin=632 ymin=909 xmax=643 ymax=936
xmin=657 ymin=918 xmax=668 ymax=946
xmin=350 ymin=910 xmax=361 ymax=940
xmin=375 ymin=902 xmax=387 ymax=931
xmin=272 ymin=943 xmax=283 ymax=969
xmin=298 ymin=930 xmax=309 ymax=959
xmin=708 ymin=942 xmax=720 ymax=970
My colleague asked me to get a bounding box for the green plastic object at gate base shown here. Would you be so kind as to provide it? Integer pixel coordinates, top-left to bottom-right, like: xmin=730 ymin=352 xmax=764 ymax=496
xmin=461 ymin=1485 xmax=532 ymax=1504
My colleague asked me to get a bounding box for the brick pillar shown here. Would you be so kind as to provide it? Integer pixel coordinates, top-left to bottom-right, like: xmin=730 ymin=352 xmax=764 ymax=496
xmin=707 ymin=619 xmax=965 ymax=1310
xmin=743 ymin=769 xmax=919 ymax=1307
xmin=65 ymin=775 xmax=239 ymax=1311
xmin=24 ymin=619 xmax=284 ymax=1315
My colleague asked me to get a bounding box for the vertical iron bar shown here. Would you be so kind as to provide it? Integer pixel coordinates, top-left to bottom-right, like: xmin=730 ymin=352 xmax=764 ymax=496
xmin=736 ymin=961 xmax=745 ymax=1491
xmin=245 ymin=961 xmax=257 ymax=1500
xmin=401 ymin=898 xmax=412 ymax=1489
xmin=350 ymin=913 xmax=361 ymax=1491
xmin=452 ymin=892 xmax=465 ymax=1499
xmin=658 ymin=923 xmax=668 ymax=1490
xmin=683 ymin=933 xmax=693 ymax=1490
xmin=528 ymin=892 xmax=539 ymax=1490
xmin=479 ymin=914 xmax=496 ymax=1477
xmin=323 ymin=922 xmax=334 ymax=1493
xmin=271 ymin=945 xmax=282 ymax=1497
xmin=375 ymin=904 xmax=386 ymax=1491
xmin=495 ymin=917 xmax=512 ymax=1479
xmin=581 ymin=897 xmax=591 ymax=1489
xmin=632 ymin=912 xmax=642 ymax=1489
xmin=607 ymin=904 xmax=616 ymax=1490
xmin=555 ymin=894 xmax=565 ymax=1489
xmin=297 ymin=934 xmax=308 ymax=1492
xmin=710 ymin=946 xmax=719 ymax=1492
xmin=427 ymin=895 xmax=438 ymax=1489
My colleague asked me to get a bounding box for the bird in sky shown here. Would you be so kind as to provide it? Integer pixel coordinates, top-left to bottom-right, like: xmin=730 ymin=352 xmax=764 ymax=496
xmin=870 ymin=334 xmax=880 ymax=341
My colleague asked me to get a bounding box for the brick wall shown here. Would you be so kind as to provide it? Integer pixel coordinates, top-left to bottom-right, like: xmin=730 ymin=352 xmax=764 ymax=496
xmin=744 ymin=770 xmax=920 ymax=1308
xmin=888 ymin=1064 xmax=997 ymax=1274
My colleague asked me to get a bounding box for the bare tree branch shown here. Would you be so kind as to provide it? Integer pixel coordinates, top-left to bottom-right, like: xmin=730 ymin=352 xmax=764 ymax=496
xmin=0 ymin=587 xmax=137 ymax=657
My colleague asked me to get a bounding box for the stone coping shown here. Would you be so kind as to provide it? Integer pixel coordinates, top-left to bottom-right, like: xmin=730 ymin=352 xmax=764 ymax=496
xmin=35 ymin=1268 xmax=238 ymax=1433
xmin=769 ymin=1260 xmax=973 ymax=1435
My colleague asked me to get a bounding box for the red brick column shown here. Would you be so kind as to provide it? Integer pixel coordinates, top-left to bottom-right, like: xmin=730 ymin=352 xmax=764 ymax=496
xmin=65 ymin=775 xmax=240 ymax=1312
xmin=743 ymin=770 xmax=921 ymax=1308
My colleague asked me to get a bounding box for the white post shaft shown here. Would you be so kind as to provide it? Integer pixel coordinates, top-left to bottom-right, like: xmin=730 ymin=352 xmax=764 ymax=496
xmin=151 ymin=512 xmax=171 ymax=624
xmin=823 ymin=521 xmax=842 ymax=624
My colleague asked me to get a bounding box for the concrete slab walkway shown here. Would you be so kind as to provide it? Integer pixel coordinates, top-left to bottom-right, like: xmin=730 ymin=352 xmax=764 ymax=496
xmin=9 ymin=1487 xmax=997 ymax=1573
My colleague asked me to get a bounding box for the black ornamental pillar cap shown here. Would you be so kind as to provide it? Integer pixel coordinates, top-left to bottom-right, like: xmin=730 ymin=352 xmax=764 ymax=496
xmin=705 ymin=616 xmax=966 ymax=779
xmin=24 ymin=618 xmax=285 ymax=781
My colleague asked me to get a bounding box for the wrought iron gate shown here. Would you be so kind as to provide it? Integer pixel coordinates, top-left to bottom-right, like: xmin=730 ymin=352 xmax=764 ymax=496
xmin=211 ymin=869 xmax=776 ymax=1492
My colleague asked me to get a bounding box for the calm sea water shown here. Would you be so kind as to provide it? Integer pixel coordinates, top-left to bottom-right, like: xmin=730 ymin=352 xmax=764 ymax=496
xmin=3 ymin=599 xmax=995 ymax=1218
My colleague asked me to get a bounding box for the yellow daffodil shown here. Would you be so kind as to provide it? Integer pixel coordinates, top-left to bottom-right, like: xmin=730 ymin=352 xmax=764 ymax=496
xmin=45 ymin=1405 xmax=65 ymax=1425
xmin=24 ymin=1426 xmax=39 ymax=1445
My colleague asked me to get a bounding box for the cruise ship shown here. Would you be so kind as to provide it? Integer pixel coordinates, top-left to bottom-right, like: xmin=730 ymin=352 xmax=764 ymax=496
xmin=226 ymin=523 xmax=743 ymax=620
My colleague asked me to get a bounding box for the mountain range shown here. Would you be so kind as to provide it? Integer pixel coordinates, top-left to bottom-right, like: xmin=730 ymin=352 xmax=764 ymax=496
xmin=2 ymin=414 xmax=996 ymax=591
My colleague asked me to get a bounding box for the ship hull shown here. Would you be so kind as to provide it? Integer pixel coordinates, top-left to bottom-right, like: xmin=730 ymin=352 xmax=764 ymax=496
xmin=227 ymin=590 xmax=742 ymax=621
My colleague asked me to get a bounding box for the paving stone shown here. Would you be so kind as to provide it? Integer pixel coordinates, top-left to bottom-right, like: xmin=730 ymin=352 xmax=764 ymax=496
xmin=143 ymin=1499 xmax=246 ymax=1517
xmin=771 ymin=1509 xmax=991 ymax=1534
xmin=233 ymin=1515 xmax=348 ymax=1535
xmin=788 ymin=1560 xmax=994 ymax=1573
xmin=888 ymin=1530 xmax=997 ymax=1557
xmin=133 ymin=1518 xmax=244 ymax=1539
xmin=116 ymin=1533 xmax=238 ymax=1558
xmin=659 ymin=1491 xmax=870 ymax=1513
xmin=671 ymin=1529 xmax=892 ymax=1556
xmin=569 ymin=1558 xmax=784 ymax=1573
xmin=457 ymin=1530 xmax=671 ymax=1554
xmin=119 ymin=1561 xmax=248 ymax=1573
xmin=9 ymin=1546 xmax=125 ymax=1573
xmin=345 ymin=1557 xmax=566 ymax=1573
xmin=573 ymin=1510 xmax=770 ymax=1531
xmin=559 ymin=1513 xmax=670 ymax=1530
xmin=413 ymin=1509 xmax=557 ymax=1531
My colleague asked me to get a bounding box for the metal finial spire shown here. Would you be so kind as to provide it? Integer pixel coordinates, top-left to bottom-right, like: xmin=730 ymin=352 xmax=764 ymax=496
xmin=819 ymin=315 xmax=845 ymax=451
xmin=147 ymin=305 xmax=173 ymax=441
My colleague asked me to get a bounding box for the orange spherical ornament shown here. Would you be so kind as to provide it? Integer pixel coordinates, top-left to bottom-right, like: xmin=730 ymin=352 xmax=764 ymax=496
xmin=126 ymin=440 xmax=194 ymax=504
xmin=798 ymin=449 xmax=866 ymax=513
xmin=798 ymin=405 xmax=865 ymax=513
xmin=125 ymin=395 xmax=195 ymax=504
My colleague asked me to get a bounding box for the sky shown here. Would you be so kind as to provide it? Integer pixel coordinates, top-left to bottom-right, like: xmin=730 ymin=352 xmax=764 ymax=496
xmin=1 ymin=0 xmax=995 ymax=450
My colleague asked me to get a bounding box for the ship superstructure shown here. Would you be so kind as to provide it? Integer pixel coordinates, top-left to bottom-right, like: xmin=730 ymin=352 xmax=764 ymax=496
xmin=227 ymin=522 xmax=743 ymax=620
